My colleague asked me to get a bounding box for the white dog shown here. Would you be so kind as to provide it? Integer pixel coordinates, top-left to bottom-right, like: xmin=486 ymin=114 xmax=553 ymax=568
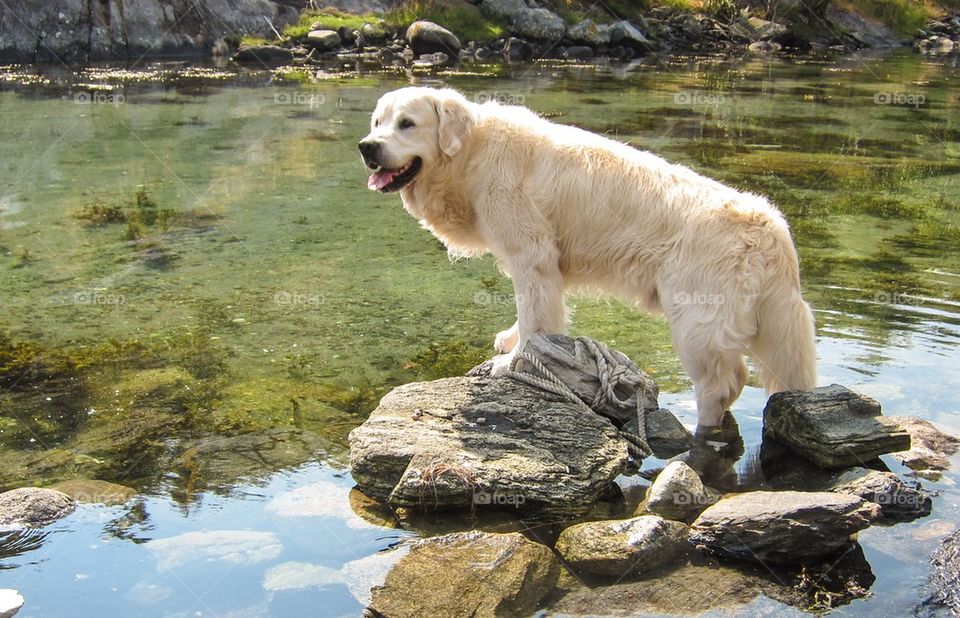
xmin=358 ymin=87 xmax=817 ymax=427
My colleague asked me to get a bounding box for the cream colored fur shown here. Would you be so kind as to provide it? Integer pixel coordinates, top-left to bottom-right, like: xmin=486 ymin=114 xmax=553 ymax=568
xmin=362 ymin=86 xmax=817 ymax=427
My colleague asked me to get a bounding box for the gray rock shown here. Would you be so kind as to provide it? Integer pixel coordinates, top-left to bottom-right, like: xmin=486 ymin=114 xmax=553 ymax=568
xmin=824 ymin=4 xmax=902 ymax=47
xmin=512 ymin=8 xmax=566 ymax=41
xmin=232 ymin=44 xmax=294 ymax=66
xmin=889 ymin=416 xmax=960 ymax=479
xmin=690 ymin=491 xmax=880 ymax=564
xmin=406 ymin=20 xmax=461 ymax=57
xmin=0 ymin=487 xmax=74 ymax=528
xmin=0 ymin=590 xmax=23 ymax=618
xmin=562 ymin=45 xmax=593 ymax=60
xmin=349 ymin=376 xmax=629 ymax=517
xmin=504 ymin=36 xmax=533 ymax=61
xmin=624 ymin=407 xmax=693 ymax=458
xmin=555 ymin=515 xmax=689 ymax=577
xmin=763 ymin=384 xmax=911 ymax=468
xmin=917 ymin=529 xmax=960 ymax=616
xmin=0 ymin=0 xmax=298 ymax=62
xmin=360 ymin=22 xmax=387 ymax=44
xmin=748 ymin=40 xmax=782 ymax=53
xmin=744 ymin=17 xmax=788 ymax=41
xmin=49 ymin=479 xmax=136 ymax=506
xmin=610 ymin=20 xmax=654 ymax=50
xmin=826 ymin=467 xmax=931 ymax=521
xmin=646 ymin=461 xmax=720 ymax=522
xmin=306 ymin=29 xmax=341 ymax=52
xmin=567 ymin=19 xmax=612 ymax=47
xmin=481 ymin=0 xmax=532 ymax=21
xmin=368 ymin=531 xmax=559 ymax=617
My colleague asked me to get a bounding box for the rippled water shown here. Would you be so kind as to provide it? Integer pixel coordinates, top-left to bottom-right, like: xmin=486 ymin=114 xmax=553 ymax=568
xmin=1 ymin=50 xmax=959 ymax=616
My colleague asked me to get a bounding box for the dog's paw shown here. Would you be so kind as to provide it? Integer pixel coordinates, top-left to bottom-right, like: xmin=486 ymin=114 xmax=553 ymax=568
xmin=488 ymin=352 xmax=516 ymax=377
xmin=494 ymin=325 xmax=519 ymax=354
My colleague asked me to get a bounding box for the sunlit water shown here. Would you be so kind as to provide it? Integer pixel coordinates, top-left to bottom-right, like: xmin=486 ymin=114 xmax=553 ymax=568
xmin=1 ymin=50 xmax=959 ymax=616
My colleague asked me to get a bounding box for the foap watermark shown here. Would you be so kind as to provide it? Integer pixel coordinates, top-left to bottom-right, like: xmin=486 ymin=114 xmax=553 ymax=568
xmin=273 ymin=92 xmax=326 ymax=108
xmin=873 ymin=91 xmax=925 ymax=108
xmin=474 ymin=91 xmax=526 ymax=105
xmin=72 ymin=90 xmax=125 ymax=106
xmin=473 ymin=490 xmax=526 ymax=507
xmin=273 ymin=291 xmax=325 ymax=307
xmin=674 ymin=291 xmax=725 ymax=307
xmin=473 ymin=291 xmax=520 ymax=306
xmin=672 ymin=490 xmax=720 ymax=507
xmin=875 ymin=489 xmax=928 ymax=510
xmin=674 ymin=90 xmax=727 ymax=106
xmin=874 ymin=291 xmax=922 ymax=306
xmin=74 ymin=290 xmax=125 ymax=306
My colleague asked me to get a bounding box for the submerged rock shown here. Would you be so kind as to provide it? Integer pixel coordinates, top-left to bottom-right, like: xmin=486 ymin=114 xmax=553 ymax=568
xmin=917 ymin=529 xmax=960 ymax=616
xmin=49 ymin=479 xmax=136 ymax=506
xmin=0 ymin=487 xmax=74 ymax=528
xmin=646 ymin=461 xmax=720 ymax=522
xmin=889 ymin=416 xmax=960 ymax=480
xmin=555 ymin=515 xmax=689 ymax=577
xmin=349 ymin=376 xmax=629 ymax=517
xmin=690 ymin=491 xmax=880 ymax=564
xmin=763 ymin=385 xmax=911 ymax=468
xmin=368 ymin=531 xmax=559 ymax=617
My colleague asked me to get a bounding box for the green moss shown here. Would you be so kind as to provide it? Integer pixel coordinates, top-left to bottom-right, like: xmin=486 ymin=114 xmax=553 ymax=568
xmin=405 ymin=339 xmax=489 ymax=381
xmin=74 ymin=186 xmax=180 ymax=241
xmin=386 ymin=1 xmax=507 ymax=42
xmin=282 ymin=9 xmax=382 ymax=40
xmin=239 ymin=35 xmax=271 ymax=47
xmin=838 ymin=0 xmax=934 ymax=37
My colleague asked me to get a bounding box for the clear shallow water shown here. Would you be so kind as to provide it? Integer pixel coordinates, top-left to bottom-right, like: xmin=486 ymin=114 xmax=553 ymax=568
xmin=0 ymin=51 xmax=959 ymax=616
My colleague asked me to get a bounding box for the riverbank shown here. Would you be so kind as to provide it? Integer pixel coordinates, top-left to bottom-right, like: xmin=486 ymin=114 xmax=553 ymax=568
xmin=1 ymin=1 xmax=958 ymax=66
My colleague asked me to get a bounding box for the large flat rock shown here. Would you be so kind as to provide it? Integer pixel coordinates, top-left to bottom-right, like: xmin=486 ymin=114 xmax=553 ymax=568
xmin=763 ymin=384 xmax=911 ymax=468
xmin=690 ymin=491 xmax=880 ymax=564
xmin=349 ymin=376 xmax=629 ymax=517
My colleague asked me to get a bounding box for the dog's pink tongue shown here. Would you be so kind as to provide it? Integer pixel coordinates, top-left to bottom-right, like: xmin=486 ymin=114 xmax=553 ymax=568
xmin=367 ymin=169 xmax=397 ymax=191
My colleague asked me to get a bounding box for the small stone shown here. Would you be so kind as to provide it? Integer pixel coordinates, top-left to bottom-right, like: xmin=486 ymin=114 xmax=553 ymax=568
xmin=555 ymin=515 xmax=689 ymax=577
xmin=368 ymin=531 xmax=559 ymax=617
xmin=306 ymin=29 xmax=341 ymax=51
xmin=567 ymin=19 xmax=611 ymax=47
xmin=826 ymin=467 xmax=931 ymax=521
xmin=0 ymin=487 xmax=74 ymax=528
xmin=763 ymin=384 xmax=911 ymax=468
xmin=690 ymin=491 xmax=880 ymax=564
xmin=646 ymin=461 xmax=720 ymax=522
xmin=610 ymin=20 xmax=654 ymax=50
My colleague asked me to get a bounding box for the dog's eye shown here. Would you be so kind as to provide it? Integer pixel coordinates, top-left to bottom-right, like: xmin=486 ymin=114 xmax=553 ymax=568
xmin=398 ymin=118 xmax=415 ymax=130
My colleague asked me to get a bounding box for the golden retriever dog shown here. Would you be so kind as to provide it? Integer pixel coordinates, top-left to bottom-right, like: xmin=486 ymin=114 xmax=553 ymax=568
xmin=358 ymin=87 xmax=817 ymax=427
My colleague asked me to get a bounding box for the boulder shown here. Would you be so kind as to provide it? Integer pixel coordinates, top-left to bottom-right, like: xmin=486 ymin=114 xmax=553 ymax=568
xmin=826 ymin=467 xmax=931 ymax=521
xmin=917 ymin=529 xmax=960 ymax=616
xmin=0 ymin=487 xmax=74 ymax=528
xmin=889 ymin=416 xmax=959 ymax=479
xmin=740 ymin=17 xmax=787 ymax=41
xmin=624 ymin=407 xmax=693 ymax=459
xmin=0 ymin=590 xmax=23 ymax=618
xmin=567 ymin=19 xmax=611 ymax=47
xmin=49 ymin=479 xmax=136 ymax=506
xmin=406 ymin=20 xmax=461 ymax=57
xmin=512 ymin=8 xmax=566 ymax=41
xmin=232 ymin=44 xmax=294 ymax=66
xmin=824 ymin=4 xmax=901 ymax=47
xmin=349 ymin=376 xmax=629 ymax=516
xmin=690 ymin=491 xmax=879 ymax=564
xmin=555 ymin=515 xmax=689 ymax=577
xmin=503 ymin=36 xmax=533 ymax=61
xmin=763 ymin=384 xmax=911 ymax=468
xmin=610 ymin=20 xmax=654 ymax=50
xmin=646 ymin=461 xmax=720 ymax=522
xmin=368 ymin=531 xmax=559 ymax=617
xmin=306 ymin=29 xmax=341 ymax=51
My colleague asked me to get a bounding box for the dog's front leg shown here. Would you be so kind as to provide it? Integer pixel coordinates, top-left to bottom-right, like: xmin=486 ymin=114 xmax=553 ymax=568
xmin=489 ymin=252 xmax=567 ymax=375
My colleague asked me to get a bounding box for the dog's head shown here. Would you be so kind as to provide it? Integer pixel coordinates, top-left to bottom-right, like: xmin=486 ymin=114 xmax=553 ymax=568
xmin=358 ymin=87 xmax=475 ymax=193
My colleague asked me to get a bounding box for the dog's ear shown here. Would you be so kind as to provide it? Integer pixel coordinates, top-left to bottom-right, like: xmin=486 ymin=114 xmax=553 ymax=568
xmin=435 ymin=90 xmax=475 ymax=157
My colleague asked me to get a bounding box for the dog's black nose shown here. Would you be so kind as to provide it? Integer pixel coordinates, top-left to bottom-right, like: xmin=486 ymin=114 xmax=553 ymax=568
xmin=358 ymin=140 xmax=380 ymax=163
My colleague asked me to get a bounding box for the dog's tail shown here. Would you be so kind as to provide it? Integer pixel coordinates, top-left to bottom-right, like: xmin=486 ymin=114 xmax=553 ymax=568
xmin=751 ymin=251 xmax=817 ymax=394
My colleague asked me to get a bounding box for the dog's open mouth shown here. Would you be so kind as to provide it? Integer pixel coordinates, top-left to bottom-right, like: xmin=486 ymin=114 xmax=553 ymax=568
xmin=367 ymin=157 xmax=422 ymax=193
